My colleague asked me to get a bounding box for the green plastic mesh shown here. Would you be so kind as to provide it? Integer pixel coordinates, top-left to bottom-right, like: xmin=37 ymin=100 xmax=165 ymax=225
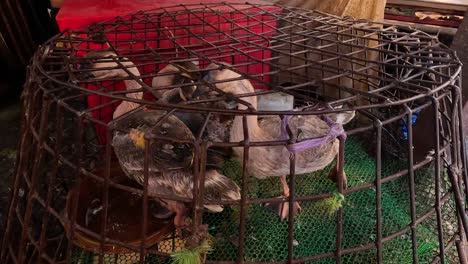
xmin=71 ymin=137 xmax=458 ymax=263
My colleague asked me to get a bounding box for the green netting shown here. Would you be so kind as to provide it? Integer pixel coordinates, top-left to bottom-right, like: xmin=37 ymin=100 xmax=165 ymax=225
xmin=71 ymin=246 xmax=178 ymax=264
xmin=71 ymin=137 xmax=458 ymax=263
xmin=203 ymin=137 xmax=441 ymax=263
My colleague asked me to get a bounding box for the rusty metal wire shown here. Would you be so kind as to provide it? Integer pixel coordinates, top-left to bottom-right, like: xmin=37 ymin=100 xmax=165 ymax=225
xmin=1 ymin=2 xmax=467 ymax=264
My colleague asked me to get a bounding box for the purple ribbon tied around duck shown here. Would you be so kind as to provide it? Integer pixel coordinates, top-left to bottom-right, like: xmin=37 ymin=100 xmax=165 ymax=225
xmin=280 ymin=114 xmax=347 ymax=153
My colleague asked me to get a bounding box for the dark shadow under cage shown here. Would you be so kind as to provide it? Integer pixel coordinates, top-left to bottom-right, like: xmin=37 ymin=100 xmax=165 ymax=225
xmin=1 ymin=2 xmax=468 ymax=264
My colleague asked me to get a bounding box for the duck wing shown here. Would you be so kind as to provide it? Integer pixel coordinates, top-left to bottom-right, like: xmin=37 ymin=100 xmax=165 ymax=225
xmin=112 ymin=109 xmax=195 ymax=184
xmin=158 ymin=110 xmax=233 ymax=169
xmin=245 ymin=114 xmax=337 ymax=177
xmin=149 ymin=169 xmax=240 ymax=212
xmin=160 ymin=86 xmax=235 ymax=169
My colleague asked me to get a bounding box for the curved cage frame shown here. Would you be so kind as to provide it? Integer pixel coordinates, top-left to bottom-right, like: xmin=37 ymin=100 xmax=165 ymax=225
xmin=1 ymin=2 xmax=468 ymax=264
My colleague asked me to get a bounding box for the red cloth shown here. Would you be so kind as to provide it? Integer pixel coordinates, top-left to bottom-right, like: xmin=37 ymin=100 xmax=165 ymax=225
xmin=56 ymin=0 xmax=270 ymax=31
xmin=56 ymin=0 xmax=277 ymax=143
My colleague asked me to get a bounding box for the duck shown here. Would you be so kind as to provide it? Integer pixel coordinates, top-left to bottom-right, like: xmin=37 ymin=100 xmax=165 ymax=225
xmin=153 ymin=61 xmax=236 ymax=169
xmin=152 ymin=60 xmax=200 ymax=102
xmin=203 ymin=62 xmax=355 ymax=220
xmin=85 ymin=51 xmax=240 ymax=228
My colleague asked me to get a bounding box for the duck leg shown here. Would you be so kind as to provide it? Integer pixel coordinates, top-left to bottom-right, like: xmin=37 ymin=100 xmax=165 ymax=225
xmin=279 ymin=175 xmax=302 ymax=219
xmin=173 ymin=204 xmax=187 ymax=228
xmin=265 ymin=175 xmax=302 ymax=220
xmin=173 ymin=205 xmax=188 ymax=238
xmin=162 ymin=200 xmax=187 ymax=237
xmin=327 ymin=156 xmax=348 ymax=188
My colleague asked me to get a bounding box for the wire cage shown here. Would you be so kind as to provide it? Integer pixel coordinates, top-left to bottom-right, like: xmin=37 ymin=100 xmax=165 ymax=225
xmin=2 ymin=2 xmax=468 ymax=264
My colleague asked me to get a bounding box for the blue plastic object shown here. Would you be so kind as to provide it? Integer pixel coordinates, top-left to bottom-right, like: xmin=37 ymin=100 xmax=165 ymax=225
xmin=400 ymin=110 xmax=421 ymax=140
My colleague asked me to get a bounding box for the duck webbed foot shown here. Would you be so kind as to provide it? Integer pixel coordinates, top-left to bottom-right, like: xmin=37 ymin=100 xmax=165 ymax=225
xmin=264 ymin=175 xmax=302 ymax=220
xmin=327 ymin=163 xmax=348 ymax=189
xmin=264 ymin=197 xmax=302 ymax=220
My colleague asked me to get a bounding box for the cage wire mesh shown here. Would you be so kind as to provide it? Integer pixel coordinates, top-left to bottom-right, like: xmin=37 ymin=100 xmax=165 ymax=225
xmin=1 ymin=2 xmax=468 ymax=264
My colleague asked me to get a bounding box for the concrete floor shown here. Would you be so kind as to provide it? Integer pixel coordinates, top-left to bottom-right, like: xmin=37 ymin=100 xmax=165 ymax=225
xmin=0 ymin=100 xmax=21 ymax=234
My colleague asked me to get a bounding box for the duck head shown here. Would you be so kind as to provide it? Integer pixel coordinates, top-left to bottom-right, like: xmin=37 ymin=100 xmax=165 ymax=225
xmin=324 ymin=104 xmax=356 ymax=125
xmin=154 ymin=61 xmax=200 ymax=103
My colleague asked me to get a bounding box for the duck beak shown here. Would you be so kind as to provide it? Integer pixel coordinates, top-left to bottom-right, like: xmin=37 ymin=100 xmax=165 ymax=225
xmin=191 ymin=84 xmax=211 ymax=99
xmin=76 ymin=62 xmax=94 ymax=80
xmin=190 ymin=71 xmax=214 ymax=99
xmin=201 ymin=69 xmax=212 ymax=82
xmin=213 ymin=97 xmax=238 ymax=111
xmin=178 ymin=85 xmax=195 ymax=101
xmin=225 ymin=100 xmax=238 ymax=110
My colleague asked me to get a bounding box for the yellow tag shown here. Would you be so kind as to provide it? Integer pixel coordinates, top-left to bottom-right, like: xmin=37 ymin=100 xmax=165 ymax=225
xmin=92 ymin=253 xmax=139 ymax=264
xmin=159 ymin=234 xmax=185 ymax=253
xmin=129 ymin=129 xmax=145 ymax=149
